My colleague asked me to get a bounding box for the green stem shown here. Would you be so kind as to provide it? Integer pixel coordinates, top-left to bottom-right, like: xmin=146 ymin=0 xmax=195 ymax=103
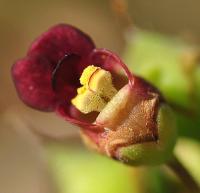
xmin=167 ymin=154 xmax=200 ymax=193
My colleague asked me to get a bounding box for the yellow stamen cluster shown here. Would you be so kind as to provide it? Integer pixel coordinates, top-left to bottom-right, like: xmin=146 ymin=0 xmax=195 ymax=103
xmin=71 ymin=65 xmax=117 ymax=113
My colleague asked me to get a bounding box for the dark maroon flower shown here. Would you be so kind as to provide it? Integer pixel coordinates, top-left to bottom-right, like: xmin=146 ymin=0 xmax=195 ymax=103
xmin=12 ymin=24 xmax=176 ymax=165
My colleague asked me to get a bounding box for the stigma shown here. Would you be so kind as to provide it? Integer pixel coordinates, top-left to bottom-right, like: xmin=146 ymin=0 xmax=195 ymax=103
xmin=71 ymin=65 xmax=117 ymax=113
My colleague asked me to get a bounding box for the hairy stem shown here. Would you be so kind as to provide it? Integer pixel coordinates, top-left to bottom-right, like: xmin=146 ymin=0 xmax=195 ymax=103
xmin=109 ymin=0 xmax=134 ymax=30
xmin=167 ymin=154 xmax=200 ymax=193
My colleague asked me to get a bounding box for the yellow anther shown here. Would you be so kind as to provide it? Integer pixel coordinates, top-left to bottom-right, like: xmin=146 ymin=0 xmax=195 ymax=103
xmin=80 ymin=65 xmax=99 ymax=85
xmin=89 ymin=68 xmax=117 ymax=100
xmin=71 ymin=65 xmax=117 ymax=114
xmin=77 ymin=86 xmax=86 ymax=94
xmin=71 ymin=91 xmax=106 ymax=113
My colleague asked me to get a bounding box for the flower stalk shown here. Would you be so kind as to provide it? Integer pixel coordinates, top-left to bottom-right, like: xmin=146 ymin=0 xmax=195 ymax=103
xmin=167 ymin=154 xmax=200 ymax=193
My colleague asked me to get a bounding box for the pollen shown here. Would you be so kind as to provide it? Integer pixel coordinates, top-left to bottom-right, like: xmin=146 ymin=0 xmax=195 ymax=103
xmin=71 ymin=65 xmax=117 ymax=114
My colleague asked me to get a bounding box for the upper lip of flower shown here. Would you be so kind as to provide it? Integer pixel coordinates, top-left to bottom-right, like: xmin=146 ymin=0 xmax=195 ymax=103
xmin=11 ymin=24 xmax=137 ymax=129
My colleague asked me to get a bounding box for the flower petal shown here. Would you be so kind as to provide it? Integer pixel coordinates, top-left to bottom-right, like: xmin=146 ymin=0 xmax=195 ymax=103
xmin=90 ymin=49 xmax=162 ymax=96
xmin=52 ymin=54 xmax=81 ymax=102
xmin=56 ymin=49 xmax=135 ymax=129
xmin=28 ymin=24 xmax=95 ymax=66
xmin=89 ymin=49 xmax=134 ymax=86
xmin=12 ymin=54 xmax=57 ymax=111
xmin=56 ymin=103 xmax=103 ymax=131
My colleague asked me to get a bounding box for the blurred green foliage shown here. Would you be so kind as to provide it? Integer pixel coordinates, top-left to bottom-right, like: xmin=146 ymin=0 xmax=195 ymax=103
xmin=47 ymin=143 xmax=138 ymax=193
xmin=175 ymin=138 xmax=200 ymax=185
xmin=47 ymin=143 xmax=182 ymax=193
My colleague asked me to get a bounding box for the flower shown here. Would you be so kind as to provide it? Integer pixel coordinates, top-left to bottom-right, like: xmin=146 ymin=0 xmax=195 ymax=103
xmin=12 ymin=24 xmax=176 ymax=165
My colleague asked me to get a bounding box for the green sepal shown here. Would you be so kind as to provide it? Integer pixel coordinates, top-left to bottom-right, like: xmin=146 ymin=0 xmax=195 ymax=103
xmin=118 ymin=104 xmax=177 ymax=166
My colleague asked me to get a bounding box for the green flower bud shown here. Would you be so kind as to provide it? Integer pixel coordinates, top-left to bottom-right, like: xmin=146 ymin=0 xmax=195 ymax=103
xmin=118 ymin=105 xmax=177 ymax=165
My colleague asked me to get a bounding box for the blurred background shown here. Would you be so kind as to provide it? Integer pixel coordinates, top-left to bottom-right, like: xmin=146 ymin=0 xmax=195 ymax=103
xmin=0 ymin=0 xmax=200 ymax=193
